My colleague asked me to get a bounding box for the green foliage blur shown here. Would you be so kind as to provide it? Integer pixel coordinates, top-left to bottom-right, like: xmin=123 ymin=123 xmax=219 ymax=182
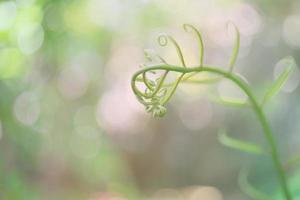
xmin=0 ymin=0 xmax=300 ymax=199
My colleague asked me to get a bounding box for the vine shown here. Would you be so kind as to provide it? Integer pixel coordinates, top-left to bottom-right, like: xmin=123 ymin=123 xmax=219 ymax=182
xmin=131 ymin=23 xmax=296 ymax=200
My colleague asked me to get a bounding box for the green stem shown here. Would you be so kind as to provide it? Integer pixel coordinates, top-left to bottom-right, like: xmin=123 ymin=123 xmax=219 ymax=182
xmin=132 ymin=65 xmax=292 ymax=200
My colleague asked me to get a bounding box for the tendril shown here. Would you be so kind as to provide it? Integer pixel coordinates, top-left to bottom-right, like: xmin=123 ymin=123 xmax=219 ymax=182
xmin=161 ymin=73 xmax=185 ymax=105
xmin=142 ymin=72 xmax=155 ymax=91
xmin=144 ymin=49 xmax=168 ymax=64
xmin=183 ymin=24 xmax=204 ymax=66
xmin=227 ymin=22 xmax=240 ymax=72
xmin=158 ymin=34 xmax=186 ymax=67
xmin=149 ymin=70 xmax=169 ymax=97
xmin=135 ymin=70 xmax=169 ymax=99
xmin=132 ymin=24 xmax=240 ymax=118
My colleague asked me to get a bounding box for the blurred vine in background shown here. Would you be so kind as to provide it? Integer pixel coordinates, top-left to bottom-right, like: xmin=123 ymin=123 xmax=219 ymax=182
xmin=131 ymin=23 xmax=300 ymax=200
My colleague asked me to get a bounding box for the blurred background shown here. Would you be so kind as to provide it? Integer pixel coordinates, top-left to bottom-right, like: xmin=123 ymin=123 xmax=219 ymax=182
xmin=0 ymin=0 xmax=300 ymax=199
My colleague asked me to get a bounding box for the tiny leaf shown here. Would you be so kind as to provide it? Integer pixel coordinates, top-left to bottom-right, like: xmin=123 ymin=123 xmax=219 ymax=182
xmin=218 ymin=130 xmax=265 ymax=155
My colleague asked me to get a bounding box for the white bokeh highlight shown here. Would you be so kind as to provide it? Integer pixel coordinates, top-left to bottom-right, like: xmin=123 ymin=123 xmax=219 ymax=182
xmin=283 ymin=15 xmax=300 ymax=48
xmin=14 ymin=91 xmax=40 ymax=126
xmin=178 ymin=98 xmax=213 ymax=131
xmin=69 ymin=126 xmax=101 ymax=159
xmin=0 ymin=1 xmax=17 ymax=31
xmin=18 ymin=23 xmax=44 ymax=54
xmin=57 ymin=66 xmax=89 ymax=99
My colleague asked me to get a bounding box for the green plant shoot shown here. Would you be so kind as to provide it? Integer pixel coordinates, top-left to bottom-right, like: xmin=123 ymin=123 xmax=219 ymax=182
xmin=131 ymin=23 xmax=295 ymax=200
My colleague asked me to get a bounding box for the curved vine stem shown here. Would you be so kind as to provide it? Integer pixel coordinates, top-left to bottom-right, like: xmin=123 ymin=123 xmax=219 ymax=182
xmin=131 ymin=65 xmax=292 ymax=200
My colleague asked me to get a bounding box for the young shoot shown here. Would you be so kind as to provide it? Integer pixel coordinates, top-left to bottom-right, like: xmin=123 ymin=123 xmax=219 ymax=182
xmin=131 ymin=23 xmax=296 ymax=200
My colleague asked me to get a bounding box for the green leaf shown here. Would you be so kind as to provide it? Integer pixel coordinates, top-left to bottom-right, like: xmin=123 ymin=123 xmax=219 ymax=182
xmin=239 ymin=167 xmax=273 ymax=200
xmin=218 ymin=130 xmax=265 ymax=155
xmin=261 ymin=61 xmax=294 ymax=106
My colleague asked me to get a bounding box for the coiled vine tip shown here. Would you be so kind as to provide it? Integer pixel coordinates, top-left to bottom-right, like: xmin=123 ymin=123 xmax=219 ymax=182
xmin=132 ymin=23 xmax=242 ymax=118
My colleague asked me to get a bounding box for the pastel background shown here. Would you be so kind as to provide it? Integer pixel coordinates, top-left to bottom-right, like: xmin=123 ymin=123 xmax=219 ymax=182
xmin=0 ymin=0 xmax=300 ymax=199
